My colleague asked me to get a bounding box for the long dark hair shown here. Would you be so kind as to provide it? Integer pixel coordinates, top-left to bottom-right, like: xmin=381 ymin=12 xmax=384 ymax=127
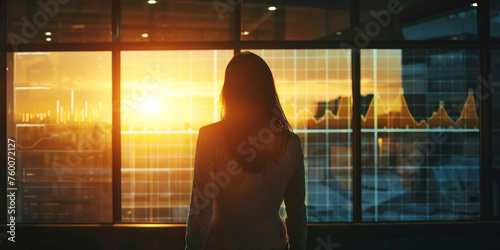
xmin=220 ymin=52 xmax=292 ymax=172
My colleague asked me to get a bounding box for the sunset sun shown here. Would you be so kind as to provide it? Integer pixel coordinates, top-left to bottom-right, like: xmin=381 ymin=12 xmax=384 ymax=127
xmin=139 ymin=97 xmax=164 ymax=115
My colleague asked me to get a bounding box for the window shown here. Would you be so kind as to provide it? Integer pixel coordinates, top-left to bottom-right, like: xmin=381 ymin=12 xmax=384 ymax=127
xmin=360 ymin=49 xmax=479 ymax=220
xmin=121 ymin=0 xmax=234 ymax=42
xmin=242 ymin=0 xmax=350 ymax=40
xmin=7 ymin=0 xmax=112 ymax=44
xmin=2 ymin=0 xmax=497 ymax=225
xmin=492 ymin=0 xmax=500 ymax=39
xmin=119 ymin=49 xmax=352 ymax=222
xmin=359 ymin=0 xmax=478 ymax=40
xmin=120 ymin=50 xmax=232 ymax=221
xmin=6 ymin=52 xmax=112 ymax=222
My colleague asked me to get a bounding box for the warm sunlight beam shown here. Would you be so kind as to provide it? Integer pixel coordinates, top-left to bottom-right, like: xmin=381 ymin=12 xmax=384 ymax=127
xmin=139 ymin=97 xmax=164 ymax=115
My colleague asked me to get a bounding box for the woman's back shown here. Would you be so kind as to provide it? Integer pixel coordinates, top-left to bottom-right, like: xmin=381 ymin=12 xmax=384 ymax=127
xmin=185 ymin=121 xmax=307 ymax=250
xmin=185 ymin=52 xmax=307 ymax=249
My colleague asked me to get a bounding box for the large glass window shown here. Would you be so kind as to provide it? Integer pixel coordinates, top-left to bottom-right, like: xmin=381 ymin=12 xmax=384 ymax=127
xmin=242 ymin=0 xmax=350 ymax=40
xmin=6 ymin=52 xmax=113 ymax=222
xmin=492 ymin=0 xmax=500 ymax=39
xmin=360 ymin=49 xmax=479 ymax=221
xmin=360 ymin=0 xmax=477 ymax=40
xmin=121 ymin=0 xmax=234 ymax=42
xmin=7 ymin=0 xmax=112 ymax=44
xmin=120 ymin=49 xmax=351 ymax=222
xmin=2 ymin=0 xmax=498 ymax=226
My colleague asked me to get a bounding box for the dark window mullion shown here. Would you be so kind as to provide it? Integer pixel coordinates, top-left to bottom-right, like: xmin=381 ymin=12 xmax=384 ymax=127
xmin=350 ymin=0 xmax=362 ymax=223
xmin=112 ymin=0 xmax=122 ymax=223
xmin=1 ymin=0 xmax=7 ymax=225
xmin=478 ymin=0 xmax=493 ymax=220
xmin=235 ymin=0 xmax=241 ymax=54
xmin=0 ymin=40 xmax=481 ymax=52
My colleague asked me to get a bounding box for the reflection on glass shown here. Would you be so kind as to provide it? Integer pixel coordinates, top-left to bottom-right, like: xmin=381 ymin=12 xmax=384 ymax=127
xmin=7 ymin=0 xmax=112 ymax=44
xmin=492 ymin=0 xmax=500 ymax=39
xmin=121 ymin=0 xmax=233 ymax=42
xmin=360 ymin=49 xmax=479 ymax=221
xmin=121 ymin=49 xmax=352 ymax=222
xmin=7 ymin=52 xmax=112 ymax=222
xmin=242 ymin=1 xmax=350 ymax=40
xmin=360 ymin=0 xmax=477 ymax=40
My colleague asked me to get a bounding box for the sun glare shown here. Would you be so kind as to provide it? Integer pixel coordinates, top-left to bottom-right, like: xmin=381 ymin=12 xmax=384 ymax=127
xmin=139 ymin=97 xmax=164 ymax=115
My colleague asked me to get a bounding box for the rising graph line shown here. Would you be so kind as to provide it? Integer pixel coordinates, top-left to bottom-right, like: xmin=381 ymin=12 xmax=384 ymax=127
xmin=17 ymin=135 xmax=58 ymax=149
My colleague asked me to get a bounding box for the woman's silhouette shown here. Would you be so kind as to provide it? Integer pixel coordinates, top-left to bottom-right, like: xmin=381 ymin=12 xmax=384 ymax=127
xmin=185 ymin=52 xmax=307 ymax=250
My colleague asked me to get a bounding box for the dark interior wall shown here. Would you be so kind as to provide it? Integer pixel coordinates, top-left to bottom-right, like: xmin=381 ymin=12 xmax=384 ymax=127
xmin=1 ymin=223 xmax=499 ymax=250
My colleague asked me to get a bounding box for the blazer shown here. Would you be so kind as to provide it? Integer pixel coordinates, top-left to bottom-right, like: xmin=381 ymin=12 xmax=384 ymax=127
xmin=185 ymin=121 xmax=307 ymax=250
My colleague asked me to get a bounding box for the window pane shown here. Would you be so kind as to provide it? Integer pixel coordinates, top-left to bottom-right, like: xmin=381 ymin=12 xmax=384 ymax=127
xmin=359 ymin=0 xmax=477 ymax=40
xmin=121 ymin=50 xmax=233 ymax=222
xmin=6 ymin=52 xmax=112 ymax=222
xmin=242 ymin=1 xmax=350 ymax=40
xmin=7 ymin=0 xmax=112 ymax=44
xmin=249 ymin=50 xmax=352 ymax=222
xmin=121 ymin=49 xmax=351 ymax=222
xmin=361 ymin=49 xmax=479 ymax=221
xmin=493 ymin=0 xmax=500 ymax=39
xmin=121 ymin=0 xmax=234 ymax=42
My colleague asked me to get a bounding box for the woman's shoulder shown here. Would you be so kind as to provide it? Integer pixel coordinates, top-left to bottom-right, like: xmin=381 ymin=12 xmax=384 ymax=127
xmin=287 ymin=131 xmax=301 ymax=144
xmin=199 ymin=121 xmax=224 ymax=133
xmin=286 ymin=131 xmax=302 ymax=156
xmin=198 ymin=121 xmax=226 ymax=143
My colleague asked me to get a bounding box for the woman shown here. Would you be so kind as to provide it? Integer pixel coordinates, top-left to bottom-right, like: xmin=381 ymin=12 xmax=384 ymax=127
xmin=185 ymin=52 xmax=307 ymax=250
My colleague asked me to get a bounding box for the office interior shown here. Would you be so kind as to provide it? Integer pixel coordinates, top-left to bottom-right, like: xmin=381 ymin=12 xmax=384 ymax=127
xmin=1 ymin=0 xmax=500 ymax=249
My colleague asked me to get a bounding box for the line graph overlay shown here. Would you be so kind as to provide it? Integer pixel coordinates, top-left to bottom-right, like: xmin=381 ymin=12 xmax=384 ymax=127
xmin=7 ymin=51 xmax=113 ymax=223
xmin=360 ymin=49 xmax=480 ymax=221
